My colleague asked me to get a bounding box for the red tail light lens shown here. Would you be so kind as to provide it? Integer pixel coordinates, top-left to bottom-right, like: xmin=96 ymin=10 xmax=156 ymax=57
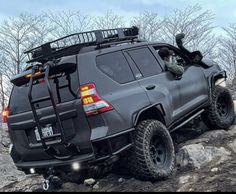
xmin=2 ymin=107 xmax=9 ymax=123
xmin=80 ymin=84 xmax=113 ymax=116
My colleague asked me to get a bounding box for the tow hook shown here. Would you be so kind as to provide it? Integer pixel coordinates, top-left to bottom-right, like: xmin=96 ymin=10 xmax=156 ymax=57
xmin=43 ymin=175 xmax=53 ymax=191
xmin=42 ymin=168 xmax=55 ymax=191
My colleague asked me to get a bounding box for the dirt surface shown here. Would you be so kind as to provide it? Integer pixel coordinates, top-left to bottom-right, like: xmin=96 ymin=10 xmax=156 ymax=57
xmin=1 ymin=123 xmax=236 ymax=192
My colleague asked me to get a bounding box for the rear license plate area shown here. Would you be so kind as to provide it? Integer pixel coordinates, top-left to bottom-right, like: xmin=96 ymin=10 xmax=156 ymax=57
xmin=35 ymin=125 xmax=54 ymax=142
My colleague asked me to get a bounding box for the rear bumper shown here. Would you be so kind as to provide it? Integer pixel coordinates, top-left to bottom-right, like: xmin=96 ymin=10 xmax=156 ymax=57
xmin=15 ymin=153 xmax=94 ymax=173
xmin=16 ymin=154 xmax=95 ymax=170
xmin=11 ymin=128 xmax=134 ymax=175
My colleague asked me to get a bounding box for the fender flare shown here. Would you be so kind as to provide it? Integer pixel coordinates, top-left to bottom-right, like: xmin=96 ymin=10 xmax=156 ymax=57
xmin=209 ymin=70 xmax=227 ymax=88
xmin=133 ymin=103 xmax=166 ymax=126
xmin=208 ymin=70 xmax=227 ymax=103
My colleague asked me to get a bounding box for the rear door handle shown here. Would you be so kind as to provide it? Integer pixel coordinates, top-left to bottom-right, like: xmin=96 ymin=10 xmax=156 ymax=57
xmin=146 ymin=85 xmax=156 ymax=90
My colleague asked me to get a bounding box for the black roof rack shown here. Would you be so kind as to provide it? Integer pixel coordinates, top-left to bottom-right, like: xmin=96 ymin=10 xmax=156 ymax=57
xmin=25 ymin=26 xmax=139 ymax=63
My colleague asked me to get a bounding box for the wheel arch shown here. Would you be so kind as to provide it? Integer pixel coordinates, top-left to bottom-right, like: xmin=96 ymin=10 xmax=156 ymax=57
xmin=202 ymin=84 xmax=235 ymax=130
xmin=133 ymin=103 xmax=166 ymax=127
xmin=209 ymin=70 xmax=227 ymax=89
xmin=208 ymin=70 xmax=227 ymax=103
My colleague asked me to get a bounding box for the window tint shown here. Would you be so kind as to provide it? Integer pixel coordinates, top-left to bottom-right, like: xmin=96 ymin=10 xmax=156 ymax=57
xmin=97 ymin=51 xmax=135 ymax=84
xmin=9 ymin=70 xmax=79 ymax=115
xmin=128 ymin=48 xmax=162 ymax=77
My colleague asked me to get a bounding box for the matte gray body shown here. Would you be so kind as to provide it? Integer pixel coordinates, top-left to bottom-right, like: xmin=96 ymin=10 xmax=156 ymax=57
xmin=8 ymin=41 xmax=224 ymax=171
xmin=79 ymin=42 xmax=221 ymax=134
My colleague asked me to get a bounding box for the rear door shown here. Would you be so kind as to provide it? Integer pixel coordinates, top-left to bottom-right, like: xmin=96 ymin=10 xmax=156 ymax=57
xmin=8 ymin=56 xmax=93 ymax=162
xmin=86 ymin=50 xmax=151 ymax=133
xmin=124 ymin=46 xmax=181 ymax=126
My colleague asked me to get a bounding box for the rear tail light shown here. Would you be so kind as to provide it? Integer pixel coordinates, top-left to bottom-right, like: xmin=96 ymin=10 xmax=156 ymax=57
xmin=80 ymin=83 xmax=113 ymax=116
xmin=2 ymin=107 xmax=9 ymax=123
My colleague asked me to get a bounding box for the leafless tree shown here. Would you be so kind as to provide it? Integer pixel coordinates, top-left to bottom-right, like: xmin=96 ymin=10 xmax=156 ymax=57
xmin=93 ymin=10 xmax=125 ymax=30
xmin=0 ymin=55 xmax=10 ymax=110
xmin=0 ymin=54 xmax=12 ymax=107
xmin=131 ymin=11 xmax=164 ymax=41
xmin=218 ymin=24 xmax=236 ymax=81
xmin=130 ymin=5 xmax=217 ymax=59
xmin=0 ymin=13 xmax=52 ymax=101
xmin=0 ymin=13 xmax=51 ymax=76
xmin=0 ymin=72 xmax=5 ymax=110
xmin=162 ymin=4 xmax=218 ymax=59
xmin=45 ymin=11 xmax=92 ymax=38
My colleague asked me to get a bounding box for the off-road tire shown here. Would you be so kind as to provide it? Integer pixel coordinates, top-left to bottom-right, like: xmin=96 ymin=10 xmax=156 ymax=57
xmin=202 ymin=86 xmax=235 ymax=130
xmin=128 ymin=120 xmax=175 ymax=181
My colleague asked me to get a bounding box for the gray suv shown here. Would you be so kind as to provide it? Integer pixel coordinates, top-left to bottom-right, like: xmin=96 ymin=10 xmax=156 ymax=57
xmin=7 ymin=27 xmax=234 ymax=188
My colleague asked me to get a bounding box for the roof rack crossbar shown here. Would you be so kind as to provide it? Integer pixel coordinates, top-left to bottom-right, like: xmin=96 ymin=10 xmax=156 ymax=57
xmin=25 ymin=26 xmax=139 ymax=63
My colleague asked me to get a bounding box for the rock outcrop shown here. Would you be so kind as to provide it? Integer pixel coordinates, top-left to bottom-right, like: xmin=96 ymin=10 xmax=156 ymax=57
xmin=1 ymin=125 xmax=236 ymax=192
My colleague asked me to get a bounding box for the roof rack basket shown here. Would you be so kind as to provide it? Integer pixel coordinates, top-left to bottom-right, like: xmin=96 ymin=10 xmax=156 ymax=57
xmin=25 ymin=26 xmax=139 ymax=63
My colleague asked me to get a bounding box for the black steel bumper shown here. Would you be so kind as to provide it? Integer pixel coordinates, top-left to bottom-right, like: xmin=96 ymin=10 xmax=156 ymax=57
xmin=15 ymin=153 xmax=94 ymax=175
xmin=12 ymin=128 xmax=134 ymax=175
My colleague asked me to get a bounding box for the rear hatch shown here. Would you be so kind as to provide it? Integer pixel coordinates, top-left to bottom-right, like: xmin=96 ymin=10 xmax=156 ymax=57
xmin=8 ymin=56 xmax=93 ymax=164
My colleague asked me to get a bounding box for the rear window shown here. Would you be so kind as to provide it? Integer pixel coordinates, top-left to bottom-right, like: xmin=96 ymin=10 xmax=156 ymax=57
xmin=9 ymin=69 xmax=79 ymax=115
xmin=96 ymin=51 xmax=135 ymax=84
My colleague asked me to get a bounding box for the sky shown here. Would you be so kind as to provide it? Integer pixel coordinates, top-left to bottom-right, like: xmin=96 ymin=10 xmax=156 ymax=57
xmin=0 ymin=0 xmax=235 ymax=28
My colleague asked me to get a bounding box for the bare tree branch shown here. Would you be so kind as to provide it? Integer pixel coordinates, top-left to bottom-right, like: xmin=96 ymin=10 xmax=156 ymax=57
xmin=0 ymin=13 xmax=52 ymax=100
xmin=93 ymin=10 xmax=125 ymax=30
xmin=218 ymin=24 xmax=236 ymax=80
xmin=162 ymin=4 xmax=217 ymax=59
xmin=131 ymin=11 xmax=164 ymax=41
xmin=45 ymin=11 xmax=92 ymax=38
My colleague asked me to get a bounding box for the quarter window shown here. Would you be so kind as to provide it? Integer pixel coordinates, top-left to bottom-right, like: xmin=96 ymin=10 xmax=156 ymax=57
xmin=97 ymin=51 xmax=135 ymax=84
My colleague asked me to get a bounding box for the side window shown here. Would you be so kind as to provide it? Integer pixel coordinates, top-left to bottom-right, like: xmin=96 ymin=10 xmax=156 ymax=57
xmin=97 ymin=51 xmax=135 ymax=84
xmin=128 ymin=47 xmax=162 ymax=77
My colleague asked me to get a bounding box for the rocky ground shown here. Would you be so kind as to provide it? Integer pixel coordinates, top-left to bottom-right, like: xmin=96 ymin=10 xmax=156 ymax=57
xmin=1 ymin=121 xmax=236 ymax=192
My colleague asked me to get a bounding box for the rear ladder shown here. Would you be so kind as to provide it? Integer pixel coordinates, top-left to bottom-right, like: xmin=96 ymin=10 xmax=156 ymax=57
xmin=28 ymin=62 xmax=79 ymax=160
